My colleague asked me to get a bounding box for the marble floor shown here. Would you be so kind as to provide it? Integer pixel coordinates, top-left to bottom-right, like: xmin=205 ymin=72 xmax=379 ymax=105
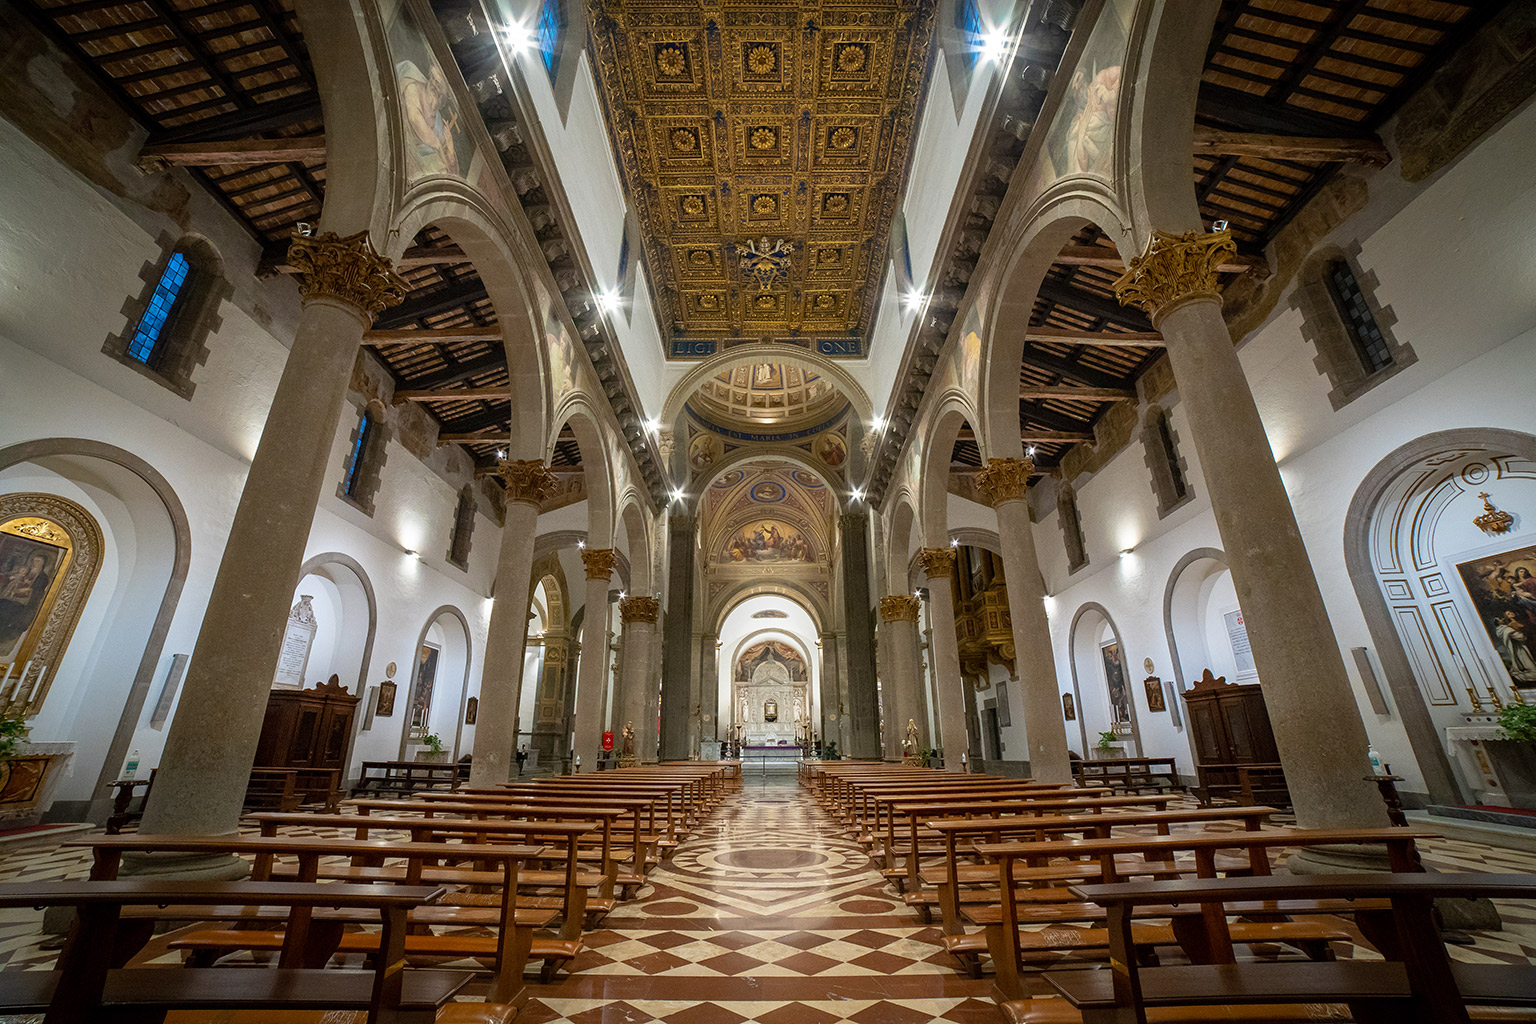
xmin=0 ymin=778 xmax=1531 ymax=1023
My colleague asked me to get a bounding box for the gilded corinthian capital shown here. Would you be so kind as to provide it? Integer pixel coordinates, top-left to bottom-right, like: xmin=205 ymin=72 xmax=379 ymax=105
xmin=879 ymin=595 xmax=920 ymax=623
xmin=976 ymin=457 xmax=1034 ymax=507
xmin=917 ymin=547 xmax=957 ymax=579
xmin=582 ymin=547 xmax=618 ymax=580
xmin=620 ymin=595 xmax=660 ymax=624
xmin=286 ymin=228 xmax=407 ymax=321
xmin=495 ymin=459 xmax=558 ymax=506
xmin=1113 ymin=229 xmax=1236 ymax=326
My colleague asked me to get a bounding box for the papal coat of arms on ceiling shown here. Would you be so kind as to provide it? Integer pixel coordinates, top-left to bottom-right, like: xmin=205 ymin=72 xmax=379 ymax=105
xmin=739 ymin=237 xmax=792 ymax=291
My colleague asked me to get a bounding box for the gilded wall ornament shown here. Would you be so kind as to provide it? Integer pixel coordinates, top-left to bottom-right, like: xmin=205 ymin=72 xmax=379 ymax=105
xmin=495 ymin=459 xmax=558 ymax=506
xmin=620 ymin=595 xmax=660 ymax=624
xmin=656 ymin=43 xmax=687 ymax=76
xmin=976 ymin=457 xmax=1035 ymax=507
xmin=830 ymin=127 xmax=857 ymax=149
xmin=823 ymin=194 xmax=850 ymax=215
xmin=836 ymin=44 xmax=867 ymax=72
xmin=285 ymin=228 xmax=406 ymax=321
xmin=751 ymin=195 xmax=778 ymax=215
xmin=681 ymin=195 xmax=706 ymax=216
xmin=918 ymin=547 xmax=957 ymax=579
xmin=746 ymin=44 xmax=777 ymax=74
xmin=1474 ymin=492 xmax=1515 ymax=535
xmin=1113 ymin=229 xmax=1236 ymax=325
xmin=582 ymin=547 xmax=619 ymax=580
xmin=750 ymin=127 xmax=777 ymax=150
xmin=671 ymin=128 xmax=699 ymax=152
xmin=878 ymin=594 xmax=920 ymax=623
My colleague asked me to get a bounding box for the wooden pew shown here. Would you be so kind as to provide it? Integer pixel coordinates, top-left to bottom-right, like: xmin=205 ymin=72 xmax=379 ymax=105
xmin=0 ymin=879 xmax=471 ymax=1024
xmin=350 ymin=760 xmax=467 ymax=797
xmin=968 ymin=828 xmax=1435 ymax=1002
xmin=1035 ymin=873 xmax=1536 ymax=1024
xmin=73 ymin=834 xmax=547 ymax=1000
xmin=1074 ymin=757 xmax=1181 ymax=794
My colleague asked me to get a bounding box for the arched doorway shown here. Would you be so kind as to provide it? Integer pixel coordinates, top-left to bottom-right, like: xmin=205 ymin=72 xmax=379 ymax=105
xmin=398 ymin=606 xmax=473 ymax=761
xmin=716 ymin=594 xmax=821 ymax=766
xmin=1346 ymin=429 xmax=1536 ymax=807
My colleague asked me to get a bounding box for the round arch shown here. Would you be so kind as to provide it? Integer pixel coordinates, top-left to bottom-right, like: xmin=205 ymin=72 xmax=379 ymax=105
xmin=1162 ymin=547 xmax=1230 ymax=692
xmin=1344 ymin=428 xmax=1536 ymax=807
xmin=919 ymin=400 xmax=977 ymax=545
xmin=615 ymin=497 xmax=653 ymax=595
xmin=1066 ymin=600 xmax=1142 ymax=758
xmin=0 ymin=438 xmax=192 ymax=822
xmin=692 ymin=449 xmax=842 ymax=510
xmin=709 ymin=580 xmax=828 ymax=636
xmin=548 ymin=401 xmax=616 ymax=548
xmin=395 ymin=604 xmax=474 ymax=760
xmin=660 ymin=342 xmax=875 ymax=430
xmin=390 ymin=195 xmax=549 ymax=460
xmin=885 ymin=491 xmax=920 ymax=594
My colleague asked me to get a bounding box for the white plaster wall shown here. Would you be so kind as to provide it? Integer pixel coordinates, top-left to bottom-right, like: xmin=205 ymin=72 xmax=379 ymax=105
xmin=1029 ymin=99 xmax=1536 ymax=797
xmin=0 ymin=111 xmax=510 ymax=808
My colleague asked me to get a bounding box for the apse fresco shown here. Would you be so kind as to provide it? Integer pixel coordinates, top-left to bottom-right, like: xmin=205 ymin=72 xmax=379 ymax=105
xmin=725 ymin=521 xmax=814 ymax=563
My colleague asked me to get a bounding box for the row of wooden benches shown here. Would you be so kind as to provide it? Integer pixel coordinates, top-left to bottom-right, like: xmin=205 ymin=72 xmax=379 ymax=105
xmin=23 ymin=763 xmax=734 ymax=1023
xmin=803 ymin=762 xmax=1535 ymax=1024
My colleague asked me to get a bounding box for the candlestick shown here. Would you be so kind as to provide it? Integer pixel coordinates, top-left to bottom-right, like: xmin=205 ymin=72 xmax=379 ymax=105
xmin=25 ymin=664 xmax=46 ymax=705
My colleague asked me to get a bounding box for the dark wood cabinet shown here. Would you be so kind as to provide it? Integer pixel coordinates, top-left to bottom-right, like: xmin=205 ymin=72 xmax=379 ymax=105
xmin=1181 ymin=669 xmax=1288 ymax=806
xmin=254 ymin=676 xmax=360 ymax=772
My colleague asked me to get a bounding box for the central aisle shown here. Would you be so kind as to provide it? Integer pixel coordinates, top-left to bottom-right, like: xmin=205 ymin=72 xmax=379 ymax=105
xmin=523 ymin=776 xmax=994 ymax=1023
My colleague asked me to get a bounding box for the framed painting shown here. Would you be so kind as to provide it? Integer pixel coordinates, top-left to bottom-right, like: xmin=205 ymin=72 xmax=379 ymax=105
xmin=1144 ymin=676 xmax=1167 ymax=713
xmin=1456 ymin=541 xmax=1536 ymax=687
xmin=409 ymin=643 xmax=440 ymax=735
xmin=376 ymin=680 xmax=397 ymax=718
xmin=1062 ymin=692 xmax=1076 ymax=721
xmin=1100 ymin=640 xmax=1131 ymax=724
xmin=465 ymin=696 xmax=478 ymax=725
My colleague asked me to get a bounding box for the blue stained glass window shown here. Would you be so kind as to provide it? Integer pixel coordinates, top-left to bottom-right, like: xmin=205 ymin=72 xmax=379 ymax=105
xmin=956 ymin=0 xmax=983 ymax=68
xmin=344 ymin=413 xmax=373 ymax=497
xmin=537 ymin=0 xmax=562 ymax=75
xmin=127 ymin=251 xmax=190 ymax=364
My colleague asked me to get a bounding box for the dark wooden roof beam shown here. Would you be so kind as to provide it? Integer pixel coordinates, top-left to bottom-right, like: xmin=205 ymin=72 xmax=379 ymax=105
xmin=407 ymin=351 xmax=508 ymax=391
xmin=1197 ymin=82 xmax=1370 ymax=137
xmin=149 ymin=95 xmax=322 ymax=143
xmin=360 ymin=326 xmax=501 ymax=345
xmin=395 ymin=387 xmax=510 ymax=402
xmin=373 ymin=279 xmax=490 ymax=329
xmin=1053 ymin=245 xmax=1260 ymax=275
xmin=137 ymin=134 xmax=324 ymax=168
xmin=1019 ymin=385 xmax=1134 ymax=402
xmin=1021 ymin=348 xmax=1127 ymax=390
xmin=1035 ymin=282 xmax=1154 ymax=332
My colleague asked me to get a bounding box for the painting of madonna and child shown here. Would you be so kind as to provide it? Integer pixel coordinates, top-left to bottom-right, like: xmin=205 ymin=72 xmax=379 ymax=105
xmin=1457 ymin=541 xmax=1536 ymax=689
xmin=0 ymin=531 xmax=66 ymax=665
xmin=725 ymin=521 xmax=814 ymax=564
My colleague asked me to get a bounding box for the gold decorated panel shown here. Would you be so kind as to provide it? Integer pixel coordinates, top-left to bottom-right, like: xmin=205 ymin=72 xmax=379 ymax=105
xmin=586 ymin=0 xmax=936 ymax=345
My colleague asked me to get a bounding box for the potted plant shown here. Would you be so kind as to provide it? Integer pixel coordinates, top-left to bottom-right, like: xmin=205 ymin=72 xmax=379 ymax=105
xmin=1096 ymin=730 xmax=1119 ymax=758
xmin=416 ymin=733 xmax=446 ymax=763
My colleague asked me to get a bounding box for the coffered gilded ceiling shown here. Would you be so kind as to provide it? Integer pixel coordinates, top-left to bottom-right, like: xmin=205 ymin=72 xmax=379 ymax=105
xmin=586 ymin=0 xmax=937 ymax=359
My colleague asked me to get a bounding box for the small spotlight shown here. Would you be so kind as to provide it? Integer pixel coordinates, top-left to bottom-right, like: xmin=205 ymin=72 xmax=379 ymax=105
xmin=1120 ymin=547 xmax=1135 ymax=557
xmin=979 ymin=29 xmax=1010 ymax=64
xmin=618 ymin=591 xmax=626 ymax=600
xmin=646 ymin=419 xmax=660 ymax=433
xmin=950 ymin=538 xmax=959 ymax=547
xmin=498 ymin=21 xmax=537 ymax=54
xmin=902 ymin=289 xmax=926 ymax=312
xmin=597 ymin=289 xmax=622 ymax=312
xmin=1026 ymin=446 xmax=1036 ymax=458
xmin=496 ymin=448 xmax=508 ymax=460
xmin=671 ymin=487 xmax=685 ymax=503
xmin=850 ymin=487 xmax=863 ymax=501
xmin=1213 ymin=219 xmax=1229 ymax=232
xmin=871 ymin=416 xmax=884 ymax=431
xmin=578 ymin=540 xmax=586 ymax=549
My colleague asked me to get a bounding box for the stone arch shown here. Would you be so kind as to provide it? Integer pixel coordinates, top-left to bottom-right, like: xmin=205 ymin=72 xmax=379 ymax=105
xmin=0 ymin=438 xmax=191 ymax=822
xmin=1344 ymin=428 xmax=1536 ymax=806
xmin=709 ymin=580 xmax=829 ymax=636
xmin=1162 ymin=547 xmax=1229 ymax=693
xmin=295 ymin=551 xmax=379 ymax=699
xmin=548 ymin=401 xmax=616 ymax=548
xmin=980 ymin=192 xmax=1132 ymax=460
xmin=919 ymin=399 xmax=978 ymax=545
xmin=948 ymin=527 xmax=1001 ymax=554
xmin=885 ymin=491 xmax=920 ymax=594
xmin=294 ymin=2 xmax=394 ymax=237
xmin=1120 ymin=0 xmax=1224 ymax=245
xmin=390 ymin=195 xmax=549 ymax=460
xmin=691 ymin=449 xmax=845 ymax=513
xmin=660 ymin=343 xmax=874 ymax=431
xmin=1066 ymin=600 xmax=1142 ymax=758
xmin=616 ymin=497 xmax=652 ymax=595
xmin=397 ymin=604 xmax=474 ymax=760
xmin=728 ymin=628 xmax=816 ymax=677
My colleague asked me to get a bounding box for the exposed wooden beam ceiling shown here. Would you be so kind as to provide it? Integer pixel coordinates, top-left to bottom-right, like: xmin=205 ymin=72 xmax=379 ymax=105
xmin=1035 ymin=282 xmax=1154 ymax=332
xmin=361 ymin=326 xmax=501 ymax=346
xmin=1019 ymin=386 xmax=1135 ymax=402
xmin=408 ymin=351 xmax=507 ymax=391
xmin=1025 ymin=326 xmax=1164 ymax=347
xmin=1020 ymin=349 xmax=1128 ymax=391
xmin=1191 ymin=126 xmax=1390 ymax=167
xmin=957 ymin=428 xmax=1094 ymax=444
xmin=395 ymin=387 xmax=510 ymax=402
xmin=372 ymin=279 xmax=490 ymax=330
xmin=138 ymin=134 xmax=326 ymax=168
xmin=1052 ymin=247 xmax=1261 ymax=275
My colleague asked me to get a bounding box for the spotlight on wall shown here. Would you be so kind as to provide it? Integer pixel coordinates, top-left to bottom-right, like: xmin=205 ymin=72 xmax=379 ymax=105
xmin=498 ymin=21 xmax=537 ymax=54
xmin=950 ymin=538 xmax=959 ymax=547
xmin=871 ymin=416 xmax=884 ymax=431
xmin=1212 ymin=219 xmax=1229 ymax=232
xmin=902 ymin=289 xmax=927 ymax=312
xmin=979 ymin=28 xmax=1011 ymax=64
xmin=495 ymin=448 xmax=508 ymax=460
xmin=671 ymin=487 xmax=685 ymax=503
xmin=850 ymin=487 xmax=863 ymax=502
xmin=1026 ymin=445 xmax=1036 ymax=458
xmin=578 ymin=541 xmax=586 ymax=549
xmin=1120 ymin=547 xmax=1135 ymax=558
xmin=597 ymin=289 xmax=622 ymax=312
xmin=618 ymin=591 xmax=626 ymax=600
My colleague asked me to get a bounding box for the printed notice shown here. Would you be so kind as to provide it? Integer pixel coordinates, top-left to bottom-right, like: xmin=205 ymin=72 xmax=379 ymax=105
xmin=1224 ymin=609 xmax=1259 ymax=680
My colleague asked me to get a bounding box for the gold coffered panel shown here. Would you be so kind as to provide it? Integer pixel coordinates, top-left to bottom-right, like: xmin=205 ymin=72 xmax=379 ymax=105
xmin=587 ymin=0 xmax=935 ymax=352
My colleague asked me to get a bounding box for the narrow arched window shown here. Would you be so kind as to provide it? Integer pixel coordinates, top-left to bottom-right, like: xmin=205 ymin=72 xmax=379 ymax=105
xmin=1143 ymin=406 xmax=1192 ymax=517
xmin=955 ymin=0 xmax=984 ymax=69
xmin=345 ymin=410 xmax=377 ymax=498
xmin=1324 ymin=260 xmax=1392 ymax=374
xmin=447 ymin=485 xmax=476 ymax=570
xmin=1058 ymin=481 xmax=1088 ymax=573
xmin=127 ymin=251 xmax=191 ymax=365
xmin=338 ymin=402 xmax=390 ymax=515
xmin=537 ymin=0 xmax=565 ymax=77
xmin=105 ymin=235 xmax=228 ymax=399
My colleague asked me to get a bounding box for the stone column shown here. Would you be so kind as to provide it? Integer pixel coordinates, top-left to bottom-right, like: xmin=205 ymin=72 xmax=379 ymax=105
xmin=879 ymin=595 xmax=924 ymax=762
xmin=617 ymin=595 xmax=659 ymax=764
xmin=140 ymin=230 xmax=404 ymax=853
xmin=978 ymin=457 xmax=1073 ymax=784
xmin=919 ymin=547 xmax=969 ymax=771
xmin=572 ymin=548 xmax=617 ymax=770
xmin=840 ymin=511 xmax=881 ymax=758
xmin=469 ymin=460 xmax=558 ymax=787
xmin=1115 ymin=230 xmax=1387 ymax=834
xmin=818 ymin=631 xmax=843 ymax=752
xmin=698 ymin=632 xmax=719 ymax=752
xmin=659 ymin=514 xmax=696 ymax=760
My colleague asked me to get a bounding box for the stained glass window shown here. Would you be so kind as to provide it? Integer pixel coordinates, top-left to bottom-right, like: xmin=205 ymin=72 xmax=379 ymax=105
xmin=538 ymin=0 xmax=563 ymax=76
xmin=127 ymin=251 xmax=190 ymax=364
xmin=956 ymin=0 xmax=984 ymax=69
xmin=1325 ymin=260 xmax=1393 ymax=374
xmin=344 ymin=412 xmax=374 ymax=497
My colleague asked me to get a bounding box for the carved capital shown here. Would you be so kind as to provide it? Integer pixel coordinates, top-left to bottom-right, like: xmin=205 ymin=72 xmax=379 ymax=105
xmin=976 ymin=457 xmax=1034 ymax=507
xmin=1113 ymin=229 xmax=1236 ymax=325
xmin=495 ymin=459 xmax=558 ymax=506
xmin=620 ymin=595 xmax=660 ymax=624
xmin=656 ymin=431 xmax=676 ymax=457
xmin=582 ymin=547 xmax=618 ymax=580
xmin=879 ymin=594 xmax=920 ymax=623
xmin=286 ymin=228 xmax=406 ymax=321
xmin=917 ymin=547 xmax=957 ymax=579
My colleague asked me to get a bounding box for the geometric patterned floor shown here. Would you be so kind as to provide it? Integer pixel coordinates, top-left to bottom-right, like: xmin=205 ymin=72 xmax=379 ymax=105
xmin=0 ymin=777 xmax=1531 ymax=1023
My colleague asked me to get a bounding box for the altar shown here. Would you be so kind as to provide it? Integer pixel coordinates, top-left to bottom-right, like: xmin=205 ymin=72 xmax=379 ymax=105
xmin=730 ymin=640 xmax=809 ymax=748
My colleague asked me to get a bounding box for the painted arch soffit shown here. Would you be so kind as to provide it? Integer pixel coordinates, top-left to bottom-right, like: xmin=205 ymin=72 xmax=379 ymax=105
xmin=584 ymin=0 xmax=938 ymax=355
xmin=702 ymin=462 xmax=832 ymax=571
